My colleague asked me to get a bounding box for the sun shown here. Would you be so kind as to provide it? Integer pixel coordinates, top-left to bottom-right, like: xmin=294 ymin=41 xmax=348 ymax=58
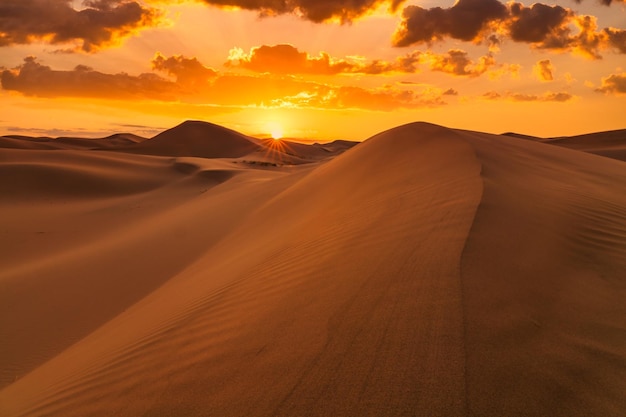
xmin=270 ymin=126 xmax=283 ymax=140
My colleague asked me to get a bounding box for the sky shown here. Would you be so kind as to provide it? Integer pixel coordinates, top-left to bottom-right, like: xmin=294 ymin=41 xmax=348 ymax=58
xmin=0 ymin=0 xmax=625 ymax=140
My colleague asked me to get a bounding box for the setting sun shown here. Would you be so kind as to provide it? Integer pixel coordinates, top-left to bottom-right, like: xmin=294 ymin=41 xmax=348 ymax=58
xmin=270 ymin=126 xmax=283 ymax=140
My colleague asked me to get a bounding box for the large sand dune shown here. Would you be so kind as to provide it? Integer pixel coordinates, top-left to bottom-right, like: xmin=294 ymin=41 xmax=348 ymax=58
xmin=1 ymin=121 xmax=625 ymax=416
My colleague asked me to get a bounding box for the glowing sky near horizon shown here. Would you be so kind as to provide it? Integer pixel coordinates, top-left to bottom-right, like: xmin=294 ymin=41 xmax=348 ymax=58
xmin=0 ymin=0 xmax=625 ymax=140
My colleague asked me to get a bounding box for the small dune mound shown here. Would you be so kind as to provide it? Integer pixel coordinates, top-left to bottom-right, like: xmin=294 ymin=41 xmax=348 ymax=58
xmin=129 ymin=120 xmax=261 ymax=158
xmin=0 ymin=136 xmax=59 ymax=150
xmin=172 ymin=160 xmax=236 ymax=185
xmin=0 ymin=150 xmax=182 ymax=200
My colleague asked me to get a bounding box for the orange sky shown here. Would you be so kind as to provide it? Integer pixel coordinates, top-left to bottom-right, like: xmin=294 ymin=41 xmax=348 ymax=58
xmin=1 ymin=0 xmax=625 ymax=140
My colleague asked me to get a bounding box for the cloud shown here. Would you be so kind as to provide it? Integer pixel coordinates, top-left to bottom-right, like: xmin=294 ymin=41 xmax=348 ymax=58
xmin=507 ymin=2 xmax=571 ymax=44
xmin=0 ymin=0 xmax=162 ymax=52
xmin=225 ymin=44 xmax=358 ymax=75
xmin=595 ymin=72 xmax=626 ymax=94
xmin=152 ymin=53 xmax=218 ymax=87
xmin=1 ymin=55 xmax=451 ymax=111
xmin=533 ymin=59 xmax=554 ymax=81
xmin=1 ymin=56 xmax=177 ymax=99
xmin=321 ymin=85 xmax=447 ymax=110
xmin=577 ymin=0 xmax=626 ymax=5
xmin=482 ymin=90 xmax=574 ymax=102
xmin=392 ymin=0 xmax=508 ymax=46
xmin=204 ymin=74 xmax=449 ymax=110
xmin=392 ymin=0 xmax=626 ymax=59
xmin=605 ymin=27 xmax=626 ymax=54
xmin=226 ymin=44 xmax=517 ymax=78
xmin=420 ymin=50 xmax=513 ymax=78
xmin=191 ymin=0 xmax=405 ymax=23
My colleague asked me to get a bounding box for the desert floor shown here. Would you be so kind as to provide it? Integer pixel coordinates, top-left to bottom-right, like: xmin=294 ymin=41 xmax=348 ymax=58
xmin=1 ymin=121 xmax=625 ymax=416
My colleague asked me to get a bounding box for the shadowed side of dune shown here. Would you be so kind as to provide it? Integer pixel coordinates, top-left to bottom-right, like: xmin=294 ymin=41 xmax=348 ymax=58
xmin=0 ymin=122 xmax=484 ymax=417
xmin=458 ymin=130 xmax=626 ymax=417
xmin=0 ymin=149 xmax=185 ymax=200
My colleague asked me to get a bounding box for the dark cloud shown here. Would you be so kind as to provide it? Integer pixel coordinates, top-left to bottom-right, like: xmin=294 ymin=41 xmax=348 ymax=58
xmin=595 ymin=72 xmax=626 ymax=94
xmin=533 ymin=59 xmax=554 ymax=81
xmin=1 ymin=56 xmax=177 ymax=99
xmin=443 ymin=88 xmax=459 ymax=96
xmin=392 ymin=0 xmax=626 ymax=59
xmin=507 ymin=2 xmax=571 ymax=43
xmin=195 ymin=0 xmax=404 ymax=23
xmin=604 ymin=27 xmax=626 ymax=53
xmin=577 ymin=0 xmax=626 ymax=6
xmin=392 ymin=0 xmax=507 ymax=46
xmin=0 ymin=0 xmax=161 ymax=52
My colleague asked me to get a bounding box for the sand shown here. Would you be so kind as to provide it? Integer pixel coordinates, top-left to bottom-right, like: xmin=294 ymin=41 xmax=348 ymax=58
xmin=0 ymin=121 xmax=624 ymax=416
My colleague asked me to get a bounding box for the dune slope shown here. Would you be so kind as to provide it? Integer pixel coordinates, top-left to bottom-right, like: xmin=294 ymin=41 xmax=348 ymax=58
xmin=0 ymin=149 xmax=305 ymax=391
xmin=0 ymin=122 xmax=483 ymax=416
xmin=459 ymin=130 xmax=626 ymax=416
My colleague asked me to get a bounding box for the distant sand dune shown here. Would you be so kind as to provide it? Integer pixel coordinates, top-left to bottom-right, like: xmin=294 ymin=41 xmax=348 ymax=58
xmin=0 ymin=121 xmax=625 ymax=416
xmin=0 ymin=133 xmax=147 ymax=151
xmin=544 ymin=129 xmax=626 ymax=162
xmin=125 ymin=120 xmax=262 ymax=158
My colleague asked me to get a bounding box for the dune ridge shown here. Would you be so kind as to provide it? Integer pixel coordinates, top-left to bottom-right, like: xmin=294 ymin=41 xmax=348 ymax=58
xmin=1 ymin=121 xmax=625 ymax=416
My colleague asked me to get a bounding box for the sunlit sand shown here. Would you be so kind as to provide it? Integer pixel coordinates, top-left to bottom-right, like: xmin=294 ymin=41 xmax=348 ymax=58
xmin=1 ymin=121 xmax=625 ymax=417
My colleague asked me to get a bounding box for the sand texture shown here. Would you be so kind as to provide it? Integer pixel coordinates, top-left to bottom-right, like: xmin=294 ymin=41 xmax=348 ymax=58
xmin=1 ymin=121 xmax=625 ymax=416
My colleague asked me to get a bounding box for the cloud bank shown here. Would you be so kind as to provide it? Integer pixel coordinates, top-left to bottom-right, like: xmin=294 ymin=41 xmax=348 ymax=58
xmin=392 ymin=0 xmax=626 ymax=59
xmin=226 ymin=44 xmax=518 ymax=78
xmin=1 ymin=55 xmax=453 ymax=111
xmin=191 ymin=0 xmax=405 ymax=22
xmin=0 ymin=0 xmax=162 ymax=52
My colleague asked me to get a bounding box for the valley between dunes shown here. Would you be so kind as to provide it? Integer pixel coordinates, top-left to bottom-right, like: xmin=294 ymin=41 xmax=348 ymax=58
xmin=1 ymin=121 xmax=625 ymax=416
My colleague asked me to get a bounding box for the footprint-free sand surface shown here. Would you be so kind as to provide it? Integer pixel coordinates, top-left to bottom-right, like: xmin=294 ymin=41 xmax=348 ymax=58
xmin=1 ymin=121 xmax=625 ymax=416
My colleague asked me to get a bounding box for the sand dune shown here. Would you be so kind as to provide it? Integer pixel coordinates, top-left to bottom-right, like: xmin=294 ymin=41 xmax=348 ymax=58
xmin=123 ymin=120 xmax=265 ymax=159
xmin=0 ymin=133 xmax=147 ymax=151
xmin=544 ymin=129 xmax=626 ymax=162
xmin=1 ymin=121 xmax=625 ymax=416
xmin=1 ymin=121 xmax=357 ymax=164
xmin=502 ymin=129 xmax=626 ymax=162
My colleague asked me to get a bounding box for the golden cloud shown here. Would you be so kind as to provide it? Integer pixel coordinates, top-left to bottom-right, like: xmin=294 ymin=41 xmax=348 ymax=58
xmin=595 ymin=72 xmax=626 ymax=94
xmin=1 ymin=55 xmax=452 ymax=111
xmin=152 ymin=53 xmax=218 ymax=88
xmin=225 ymin=44 xmax=357 ymax=75
xmin=226 ymin=44 xmax=517 ymax=78
xmin=533 ymin=59 xmax=554 ymax=82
